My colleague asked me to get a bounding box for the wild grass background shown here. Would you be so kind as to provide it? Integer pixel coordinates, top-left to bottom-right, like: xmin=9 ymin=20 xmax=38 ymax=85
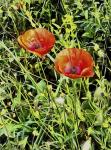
xmin=0 ymin=0 xmax=111 ymax=149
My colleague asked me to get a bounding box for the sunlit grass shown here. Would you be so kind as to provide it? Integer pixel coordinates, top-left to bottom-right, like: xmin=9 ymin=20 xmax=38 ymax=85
xmin=0 ymin=0 xmax=111 ymax=149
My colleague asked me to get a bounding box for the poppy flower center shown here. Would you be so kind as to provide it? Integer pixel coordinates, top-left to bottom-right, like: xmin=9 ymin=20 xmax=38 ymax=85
xmin=64 ymin=63 xmax=81 ymax=75
xmin=29 ymin=42 xmax=41 ymax=51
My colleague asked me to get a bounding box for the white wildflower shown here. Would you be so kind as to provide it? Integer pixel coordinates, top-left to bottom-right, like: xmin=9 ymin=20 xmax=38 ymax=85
xmin=55 ymin=97 xmax=64 ymax=105
xmin=94 ymin=87 xmax=104 ymax=99
xmin=81 ymin=138 xmax=91 ymax=150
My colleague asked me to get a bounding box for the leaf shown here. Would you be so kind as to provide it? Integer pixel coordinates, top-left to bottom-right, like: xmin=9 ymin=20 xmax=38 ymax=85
xmin=82 ymin=32 xmax=92 ymax=38
xmin=76 ymin=100 xmax=85 ymax=121
xmin=95 ymin=111 xmax=103 ymax=125
xmin=37 ymin=80 xmax=47 ymax=93
xmin=24 ymin=0 xmax=31 ymax=4
xmin=18 ymin=137 xmax=28 ymax=149
xmin=94 ymin=43 xmax=99 ymax=51
xmin=0 ymin=123 xmax=22 ymax=137
xmin=84 ymin=10 xmax=88 ymax=19
xmin=12 ymin=84 xmax=22 ymax=108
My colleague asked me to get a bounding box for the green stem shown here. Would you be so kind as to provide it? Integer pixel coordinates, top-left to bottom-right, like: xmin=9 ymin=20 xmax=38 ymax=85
xmin=47 ymin=53 xmax=65 ymax=97
xmin=55 ymin=76 xmax=66 ymax=97
xmin=46 ymin=53 xmax=55 ymax=62
xmin=1 ymin=42 xmax=38 ymax=89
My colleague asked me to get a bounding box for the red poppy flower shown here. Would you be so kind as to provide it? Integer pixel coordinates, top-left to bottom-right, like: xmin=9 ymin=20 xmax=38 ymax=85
xmin=55 ymin=48 xmax=94 ymax=79
xmin=17 ymin=28 xmax=55 ymax=57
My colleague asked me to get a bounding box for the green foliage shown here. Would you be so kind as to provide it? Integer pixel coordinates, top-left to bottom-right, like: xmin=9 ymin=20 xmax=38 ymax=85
xmin=0 ymin=0 xmax=111 ymax=149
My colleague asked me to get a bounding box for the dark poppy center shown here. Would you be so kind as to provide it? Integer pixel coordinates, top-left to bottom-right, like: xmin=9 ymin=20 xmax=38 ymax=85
xmin=64 ymin=63 xmax=81 ymax=75
xmin=71 ymin=67 xmax=77 ymax=73
xmin=29 ymin=42 xmax=41 ymax=51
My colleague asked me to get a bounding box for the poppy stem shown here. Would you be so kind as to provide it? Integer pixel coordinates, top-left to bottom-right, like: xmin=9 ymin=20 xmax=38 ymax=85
xmin=46 ymin=54 xmax=55 ymax=62
xmin=55 ymin=76 xmax=67 ymax=97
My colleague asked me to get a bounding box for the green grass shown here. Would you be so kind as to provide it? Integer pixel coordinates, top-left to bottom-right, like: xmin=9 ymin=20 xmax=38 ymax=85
xmin=0 ymin=0 xmax=111 ymax=149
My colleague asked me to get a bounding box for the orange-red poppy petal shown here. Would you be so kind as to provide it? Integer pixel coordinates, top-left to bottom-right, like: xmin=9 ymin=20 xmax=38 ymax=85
xmin=17 ymin=28 xmax=55 ymax=57
xmin=54 ymin=48 xmax=95 ymax=79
